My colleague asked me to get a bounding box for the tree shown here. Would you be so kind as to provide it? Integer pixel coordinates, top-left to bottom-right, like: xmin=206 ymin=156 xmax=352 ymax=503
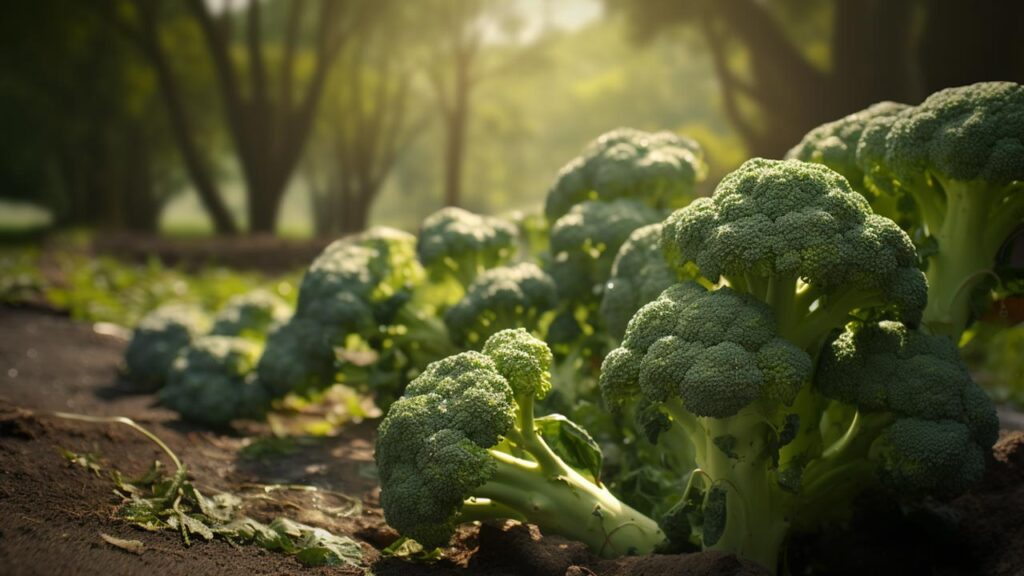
xmin=303 ymin=5 xmax=429 ymax=236
xmin=0 ymin=0 xmax=184 ymax=232
xmin=423 ymin=0 xmax=550 ymax=207
xmin=108 ymin=0 xmax=379 ymax=234
xmin=610 ymin=0 xmax=1024 ymax=158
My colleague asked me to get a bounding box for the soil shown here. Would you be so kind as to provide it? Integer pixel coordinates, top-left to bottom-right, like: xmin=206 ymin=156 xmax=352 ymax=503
xmin=1 ymin=305 xmax=1023 ymax=576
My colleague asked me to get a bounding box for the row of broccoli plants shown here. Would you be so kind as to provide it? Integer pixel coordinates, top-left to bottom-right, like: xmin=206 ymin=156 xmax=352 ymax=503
xmin=124 ymin=82 xmax=1022 ymax=573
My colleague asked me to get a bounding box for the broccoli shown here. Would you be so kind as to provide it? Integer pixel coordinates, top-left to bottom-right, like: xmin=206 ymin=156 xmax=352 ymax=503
xmin=210 ymin=289 xmax=291 ymax=340
xmin=600 ymin=223 xmax=703 ymax=341
xmin=545 ymin=128 xmax=707 ymax=222
xmin=549 ymin=199 xmax=663 ymax=304
xmin=785 ymin=101 xmax=918 ymax=230
xmin=160 ymin=335 xmax=266 ymax=427
xmin=444 ymin=263 xmax=557 ymax=348
xmin=376 ymin=328 xmax=666 ymax=557
xmin=258 ymin=227 xmax=454 ymax=408
xmin=124 ymin=303 xmax=209 ymax=391
xmin=855 ymin=82 xmax=1024 ymax=339
xmin=416 ymin=207 xmax=519 ymax=293
xmin=601 ymin=284 xmax=997 ymax=571
xmin=661 ymin=158 xmax=927 ymax=351
xmin=601 ymin=282 xmax=811 ymax=567
xmin=256 ymin=317 xmax=342 ymax=398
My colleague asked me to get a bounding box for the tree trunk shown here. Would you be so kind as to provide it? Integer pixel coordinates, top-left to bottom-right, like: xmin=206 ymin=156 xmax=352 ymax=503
xmin=443 ymin=68 xmax=470 ymax=207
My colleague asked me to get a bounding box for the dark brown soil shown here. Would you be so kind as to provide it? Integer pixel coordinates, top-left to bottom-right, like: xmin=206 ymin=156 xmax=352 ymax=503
xmin=2 ymin=305 xmax=1023 ymax=576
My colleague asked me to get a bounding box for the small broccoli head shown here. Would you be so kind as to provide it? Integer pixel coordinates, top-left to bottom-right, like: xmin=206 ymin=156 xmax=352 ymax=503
xmin=600 ymin=223 xmax=693 ymax=340
xmin=210 ymin=290 xmax=291 ymax=340
xmin=255 ymin=318 xmax=338 ymax=398
xmin=416 ymin=207 xmax=518 ymax=288
xmin=787 ymin=102 xmax=910 ymax=194
xmin=549 ymin=199 xmax=663 ymax=303
xmin=298 ymin=227 xmax=422 ymax=318
xmin=444 ymin=263 xmax=557 ymax=348
xmin=661 ymin=158 xmax=927 ymax=329
xmin=159 ymin=335 xmax=265 ymax=427
xmin=124 ymin=304 xmax=209 ymax=391
xmin=817 ymin=321 xmax=999 ymax=496
xmin=545 ymin=128 xmax=707 ymax=221
xmin=375 ymin=329 xmax=552 ymax=548
xmin=600 ymin=282 xmax=812 ymax=418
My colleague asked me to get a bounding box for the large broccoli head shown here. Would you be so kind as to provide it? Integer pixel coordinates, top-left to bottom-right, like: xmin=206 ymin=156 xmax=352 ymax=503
xmin=816 ymin=321 xmax=999 ymax=497
xmin=661 ymin=158 xmax=926 ymax=347
xmin=210 ymin=289 xmax=291 ymax=340
xmin=600 ymin=223 xmax=694 ymax=340
xmin=416 ymin=207 xmax=518 ymax=289
xmin=160 ymin=335 xmax=266 ymax=427
xmin=857 ymin=82 xmax=1024 ymax=338
xmin=124 ymin=304 xmax=209 ymax=391
xmin=546 ymin=128 xmax=707 ymax=221
xmin=444 ymin=263 xmax=557 ymax=348
xmin=375 ymin=329 xmax=550 ymax=548
xmin=601 ymin=282 xmax=812 ymax=419
xmin=549 ymin=199 xmax=663 ymax=303
xmin=255 ymin=317 xmax=341 ymax=398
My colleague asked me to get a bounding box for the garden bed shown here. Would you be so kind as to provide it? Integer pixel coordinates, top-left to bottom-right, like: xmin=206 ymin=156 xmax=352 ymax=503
xmin=1 ymin=305 xmax=1022 ymax=575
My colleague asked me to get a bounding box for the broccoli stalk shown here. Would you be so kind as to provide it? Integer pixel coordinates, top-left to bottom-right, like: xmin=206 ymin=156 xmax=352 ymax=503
xmin=376 ymin=329 xmax=665 ymax=557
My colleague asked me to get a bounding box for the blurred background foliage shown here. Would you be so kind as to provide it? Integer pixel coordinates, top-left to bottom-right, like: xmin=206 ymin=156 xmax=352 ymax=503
xmin=1 ymin=0 xmax=1021 ymax=399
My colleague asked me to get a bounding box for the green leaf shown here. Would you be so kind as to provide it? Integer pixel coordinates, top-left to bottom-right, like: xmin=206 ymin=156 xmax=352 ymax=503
xmin=60 ymin=449 xmax=102 ymax=476
xmin=535 ymin=413 xmax=603 ymax=483
xmin=381 ymin=536 xmax=443 ymax=561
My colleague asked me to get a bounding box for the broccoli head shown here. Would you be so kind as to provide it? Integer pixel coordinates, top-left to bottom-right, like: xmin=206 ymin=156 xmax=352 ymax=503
xmin=600 ymin=281 xmax=811 ymax=567
xmin=812 ymin=321 xmax=998 ymax=499
xmin=857 ymin=81 xmax=1024 ymax=338
xmin=210 ymin=289 xmax=291 ymax=340
xmin=444 ymin=263 xmax=557 ymax=348
xmin=160 ymin=335 xmax=266 ymax=427
xmin=549 ymin=199 xmax=663 ymax=303
xmin=546 ymin=128 xmax=707 ymax=221
xmin=662 ymin=158 xmax=926 ymax=350
xmin=786 ymin=102 xmax=918 ymax=228
xmin=124 ymin=303 xmax=209 ymax=391
xmin=376 ymin=328 xmax=665 ymax=556
xmin=255 ymin=318 xmax=341 ymax=398
xmin=416 ymin=207 xmax=518 ymax=290
xmin=600 ymin=223 xmax=700 ymax=340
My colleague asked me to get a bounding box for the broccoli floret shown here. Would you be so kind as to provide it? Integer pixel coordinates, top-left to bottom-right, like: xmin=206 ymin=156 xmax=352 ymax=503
xmin=444 ymin=263 xmax=557 ymax=348
xmin=600 ymin=223 xmax=702 ymax=340
xmin=376 ymin=328 xmax=665 ymax=556
xmin=416 ymin=207 xmax=518 ymax=292
xmin=255 ymin=318 xmax=340 ymax=398
xmin=124 ymin=304 xmax=209 ymax=391
xmin=856 ymin=82 xmax=1024 ymax=339
xmin=600 ymin=281 xmax=811 ymax=568
xmin=786 ymin=102 xmax=919 ymax=229
xmin=662 ymin=158 xmax=927 ymax=350
xmin=546 ymin=128 xmax=707 ymax=221
xmin=210 ymin=289 xmax=291 ymax=341
xmin=549 ymin=199 xmax=663 ymax=304
xmin=807 ymin=321 xmax=998 ymax=503
xmin=160 ymin=335 xmax=266 ymax=427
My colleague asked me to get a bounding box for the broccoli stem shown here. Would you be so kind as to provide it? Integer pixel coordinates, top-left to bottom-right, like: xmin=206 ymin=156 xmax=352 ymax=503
xmin=923 ymin=178 xmax=1005 ymax=340
xmin=701 ymin=410 xmax=789 ymax=572
xmin=472 ymin=449 xmax=666 ymax=557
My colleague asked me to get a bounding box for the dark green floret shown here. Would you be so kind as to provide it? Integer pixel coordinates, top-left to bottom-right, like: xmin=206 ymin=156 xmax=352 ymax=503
xmin=210 ymin=289 xmax=291 ymax=341
xmin=124 ymin=303 xmax=209 ymax=391
xmin=416 ymin=207 xmax=518 ymax=291
xmin=546 ymin=128 xmax=707 ymax=221
xmin=444 ymin=263 xmax=557 ymax=348
xmin=160 ymin=335 xmax=266 ymax=427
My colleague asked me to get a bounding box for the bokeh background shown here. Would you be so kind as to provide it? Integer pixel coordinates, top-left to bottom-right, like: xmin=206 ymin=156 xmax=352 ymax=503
xmin=4 ymin=0 xmax=1021 ymax=237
